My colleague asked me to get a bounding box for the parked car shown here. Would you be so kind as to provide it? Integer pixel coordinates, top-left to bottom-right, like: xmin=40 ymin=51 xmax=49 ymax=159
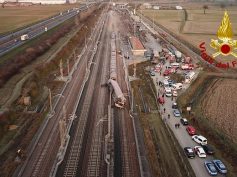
xmin=163 ymin=69 xmax=170 ymax=76
xmin=165 ymin=87 xmax=172 ymax=97
xmin=168 ymin=79 xmax=176 ymax=87
xmin=180 ymin=118 xmax=188 ymax=125
xmin=186 ymin=126 xmax=196 ymax=135
xmin=212 ymin=160 xmax=227 ymax=174
xmin=163 ymin=79 xmax=169 ymax=87
xmin=204 ymin=161 xmax=218 ymax=176
xmin=158 ymin=97 xmax=165 ymax=104
xmin=202 ymin=145 xmax=215 ymax=155
xmin=173 ymin=109 xmax=181 ymax=117
xmin=192 ymin=135 xmax=207 ymax=145
xmin=172 ymin=90 xmax=178 ymax=97
xmin=172 ymin=102 xmax=178 ymax=109
xmin=172 ymin=83 xmax=183 ymax=90
xmin=184 ymin=147 xmax=195 ymax=159
xmin=194 ymin=146 xmax=206 ymax=158
xmin=150 ymin=71 xmax=156 ymax=76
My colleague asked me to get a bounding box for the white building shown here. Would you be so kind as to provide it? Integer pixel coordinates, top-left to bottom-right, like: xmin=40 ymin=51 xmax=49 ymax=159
xmin=0 ymin=0 xmax=77 ymax=4
xmin=153 ymin=6 xmax=160 ymax=10
xmin=143 ymin=3 xmax=152 ymax=9
xmin=176 ymin=6 xmax=183 ymax=10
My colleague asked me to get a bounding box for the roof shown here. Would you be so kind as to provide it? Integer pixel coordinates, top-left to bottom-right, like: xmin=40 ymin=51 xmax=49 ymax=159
xmin=129 ymin=36 xmax=145 ymax=50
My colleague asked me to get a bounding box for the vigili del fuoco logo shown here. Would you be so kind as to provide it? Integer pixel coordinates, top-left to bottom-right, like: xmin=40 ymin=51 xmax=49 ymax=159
xmin=199 ymin=11 xmax=237 ymax=68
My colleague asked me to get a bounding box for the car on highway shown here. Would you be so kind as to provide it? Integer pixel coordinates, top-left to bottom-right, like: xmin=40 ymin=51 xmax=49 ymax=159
xmin=173 ymin=109 xmax=181 ymax=117
xmin=202 ymin=145 xmax=215 ymax=155
xmin=186 ymin=125 xmax=196 ymax=135
xmin=180 ymin=118 xmax=188 ymax=125
xmin=212 ymin=160 xmax=227 ymax=174
xmin=184 ymin=147 xmax=195 ymax=159
xmin=204 ymin=161 xmax=218 ymax=176
xmin=192 ymin=135 xmax=207 ymax=145
xmin=194 ymin=146 xmax=206 ymax=158
xmin=172 ymin=102 xmax=178 ymax=109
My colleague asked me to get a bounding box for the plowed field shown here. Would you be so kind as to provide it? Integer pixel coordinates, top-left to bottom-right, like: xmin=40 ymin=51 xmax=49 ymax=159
xmin=202 ymin=78 xmax=237 ymax=143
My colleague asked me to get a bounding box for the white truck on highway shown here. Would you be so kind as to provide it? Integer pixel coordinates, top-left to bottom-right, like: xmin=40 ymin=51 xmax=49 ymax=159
xmin=20 ymin=34 xmax=29 ymax=41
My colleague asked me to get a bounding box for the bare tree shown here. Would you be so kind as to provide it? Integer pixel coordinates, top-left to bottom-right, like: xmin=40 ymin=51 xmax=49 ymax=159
xmin=220 ymin=3 xmax=226 ymax=10
xmin=203 ymin=5 xmax=208 ymax=14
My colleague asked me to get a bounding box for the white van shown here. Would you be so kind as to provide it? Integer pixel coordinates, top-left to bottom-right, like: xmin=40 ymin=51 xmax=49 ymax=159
xmin=165 ymin=87 xmax=172 ymax=97
xmin=185 ymin=71 xmax=195 ymax=80
xmin=170 ymin=62 xmax=180 ymax=68
xmin=163 ymin=79 xmax=169 ymax=87
xmin=172 ymin=83 xmax=183 ymax=90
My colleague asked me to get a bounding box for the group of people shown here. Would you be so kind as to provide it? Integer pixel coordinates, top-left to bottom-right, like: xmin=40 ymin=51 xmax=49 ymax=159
xmin=175 ymin=123 xmax=180 ymax=128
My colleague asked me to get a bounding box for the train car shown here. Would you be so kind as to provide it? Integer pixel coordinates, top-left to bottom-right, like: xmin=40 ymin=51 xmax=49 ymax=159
xmin=110 ymin=32 xmax=117 ymax=80
xmin=107 ymin=79 xmax=126 ymax=108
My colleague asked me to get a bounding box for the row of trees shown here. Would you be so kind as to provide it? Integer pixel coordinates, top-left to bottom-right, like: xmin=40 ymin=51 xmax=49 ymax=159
xmin=203 ymin=3 xmax=227 ymax=14
xmin=0 ymin=22 xmax=75 ymax=88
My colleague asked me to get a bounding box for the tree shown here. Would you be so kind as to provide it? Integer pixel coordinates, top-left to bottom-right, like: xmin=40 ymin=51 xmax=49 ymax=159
xmin=203 ymin=5 xmax=208 ymax=14
xmin=220 ymin=3 xmax=226 ymax=10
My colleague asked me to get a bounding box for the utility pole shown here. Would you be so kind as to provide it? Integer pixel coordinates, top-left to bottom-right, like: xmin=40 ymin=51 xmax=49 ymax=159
xmin=152 ymin=10 xmax=155 ymax=29
xmin=48 ymin=88 xmax=52 ymax=113
xmin=67 ymin=59 xmax=70 ymax=76
xmin=59 ymin=59 xmax=64 ymax=80
xmin=59 ymin=106 xmax=66 ymax=147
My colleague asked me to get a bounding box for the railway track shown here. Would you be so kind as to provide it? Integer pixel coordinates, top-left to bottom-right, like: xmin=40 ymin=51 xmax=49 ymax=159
xmin=114 ymin=34 xmax=141 ymax=177
xmin=85 ymin=29 xmax=111 ymax=177
xmin=58 ymin=9 xmax=109 ymax=177
xmin=14 ymin=6 xmax=105 ymax=177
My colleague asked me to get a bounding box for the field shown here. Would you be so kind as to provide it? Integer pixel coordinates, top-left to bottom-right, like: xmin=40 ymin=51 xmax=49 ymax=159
xmin=0 ymin=6 xmax=102 ymax=176
xmin=140 ymin=5 xmax=237 ymax=62
xmin=0 ymin=4 xmax=79 ymax=34
xmin=201 ymin=78 xmax=237 ymax=143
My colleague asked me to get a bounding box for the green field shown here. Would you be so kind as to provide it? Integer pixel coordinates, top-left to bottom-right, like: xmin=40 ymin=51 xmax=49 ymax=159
xmin=0 ymin=4 xmax=79 ymax=34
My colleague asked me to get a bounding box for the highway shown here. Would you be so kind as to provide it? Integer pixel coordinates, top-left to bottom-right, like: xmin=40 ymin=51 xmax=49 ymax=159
xmin=13 ymin=4 xmax=103 ymax=177
xmin=0 ymin=3 xmax=96 ymax=57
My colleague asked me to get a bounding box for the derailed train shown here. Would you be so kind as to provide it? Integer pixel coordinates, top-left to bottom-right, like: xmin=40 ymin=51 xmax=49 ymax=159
xmin=107 ymin=32 xmax=126 ymax=108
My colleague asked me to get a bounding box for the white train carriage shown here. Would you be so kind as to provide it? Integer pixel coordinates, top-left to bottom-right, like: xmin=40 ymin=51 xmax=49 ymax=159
xmin=110 ymin=32 xmax=117 ymax=80
xmin=111 ymin=42 xmax=116 ymax=52
xmin=108 ymin=79 xmax=126 ymax=108
xmin=111 ymin=32 xmax=116 ymax=39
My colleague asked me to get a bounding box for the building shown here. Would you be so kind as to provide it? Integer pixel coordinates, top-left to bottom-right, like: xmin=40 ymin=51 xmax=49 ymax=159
xmin=129 ymin=36 xmax=147 ymax=56
xmin=0 ymin=0 xmax=76 ymax=4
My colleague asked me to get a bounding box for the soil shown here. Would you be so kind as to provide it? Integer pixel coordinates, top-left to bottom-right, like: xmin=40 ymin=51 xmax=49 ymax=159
xmin=201 ymin=78 xmax=237 ymax=143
